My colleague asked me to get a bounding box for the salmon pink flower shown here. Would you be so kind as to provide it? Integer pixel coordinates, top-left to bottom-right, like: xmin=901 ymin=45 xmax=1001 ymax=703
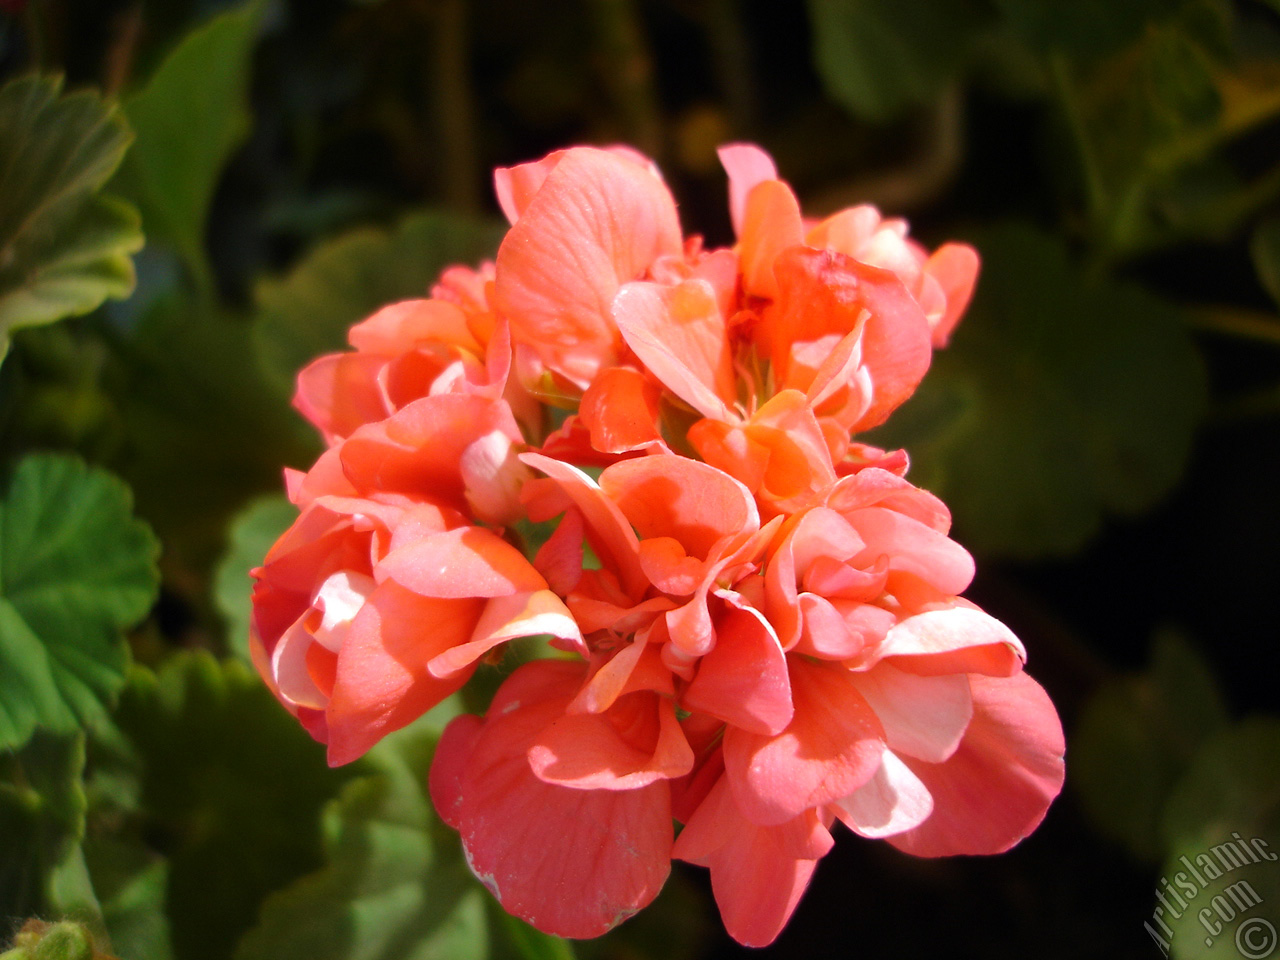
xmin=672 ymin=663 xmax=1062 ymax=945
xmin=292 ymin=257 xmax=544 ymax=446
xmin=290 ymin=392 xmax=533 ymax=528
xmin=248 ymin=139 xmax=1060 ymax=952
xmin=252 ymin=387 xmax=586 ymax=764
xmin=421 ymin=445 xmax=1063 ymax=946
xmin=520 ymin=452 xmax=781 ymax=673
xmin=494 ymin=147 xmax=683 ymax=391
xmin=568 ymin=143 xmax=980 ymax=509
xmin=250 ymin=492 xmax=582 ymax=766
xmin=719 ymin=142 xmax=979 ymax=349
xmin=430 ymin=659 xmax=681 ymax=939
xmin=660 ymin=469 xmax=1063 ymax=945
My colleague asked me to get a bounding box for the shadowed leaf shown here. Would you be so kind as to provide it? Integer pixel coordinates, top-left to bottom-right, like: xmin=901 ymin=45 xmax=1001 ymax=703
xmin=0 ymin=76 xmax=141 ymax=361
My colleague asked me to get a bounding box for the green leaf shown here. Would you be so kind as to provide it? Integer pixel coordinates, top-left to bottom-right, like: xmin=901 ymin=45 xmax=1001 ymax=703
xmin=1251 ymin=219 xmax=1280 ymax=310
xmin=253 ymin=210 xmax=505 ymax=392
xmin=1057 ymin=10 xmax=1280 ymax=255
xmin=79 ymin=719 xmax=173 ymax=960
xmin=1071 ymin=633 xmax=1228 ymax=861
xmin=81 ymin=835 xmax=173 ymax=960
xmin=234 ymin=704 xmax=488 ymax=960
xmin=213 ymin=495 xmax=297 ymax=661
xmin=0 ymin=733 xmax=87 ymax=920
xmin=493 ymin=912 xmax=574 ymax=960
xmin=0 ymin=454 xmax=158 ymax=750
xmin=1158 ymin=718 xmax=1280 ymax=960
xmin=806 ymin=0 xmax=991 ymax=120
xmin=107 ymin=298 xmax=317 ymax=585
xmin=115 ymin=0 xmax=265 ymax=291
xmin=870 ymin=224 xmax=1205 ymax=557
xmin=0 ymin=323 xmax=124 ymax=462
xmin=0 ymin=76 xmax=142 ymax=361
xmin=110 ymin=651 xmax=356 ymax=960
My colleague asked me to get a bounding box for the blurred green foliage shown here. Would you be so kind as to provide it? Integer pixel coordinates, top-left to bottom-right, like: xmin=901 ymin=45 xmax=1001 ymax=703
xmin=871 ymin=223 xmax=1206 ymax=556
xmin=0 ymin=0 xmax=1277 ymax=958
xmin=0 ymin=76 xmax=141 ymax=360
xmin=113 ymin=1 xmax=264 ymax=294
xmin=233 ymin=700 xmax=486 ymax=960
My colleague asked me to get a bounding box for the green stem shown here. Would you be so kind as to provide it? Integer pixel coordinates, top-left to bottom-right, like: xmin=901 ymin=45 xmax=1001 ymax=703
xmin=1050 ymin=53 xmax=1108 ymax=232
xmin=102 ymin=2 xmax=143 ymax=98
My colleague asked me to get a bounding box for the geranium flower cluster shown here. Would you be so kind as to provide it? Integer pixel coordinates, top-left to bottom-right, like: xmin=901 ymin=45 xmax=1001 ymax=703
xmin=249 ymin=144 xmax=1065 ymax=947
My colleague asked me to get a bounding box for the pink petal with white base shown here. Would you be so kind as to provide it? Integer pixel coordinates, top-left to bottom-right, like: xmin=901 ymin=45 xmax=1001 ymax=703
xmin=851 ymin=663 xmax=972 ymax=763
xmin=876 ymin=607 xmax=1026 ymax=677
xmin=428 ymin=588 xmax=585 ymax=678
xmin=325 ymin=583 xmax=481 ymax=766
xmin=833 ymin=746 xmax=933 ymax=838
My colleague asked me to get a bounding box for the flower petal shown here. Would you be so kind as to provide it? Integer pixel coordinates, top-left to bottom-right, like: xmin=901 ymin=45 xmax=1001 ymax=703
xmin=579 ymin=366 xmax=664 ymax=454
xmin=613 ymin=279 xmax=734 ymax=420
xmin=429 ymin=713 xmax=483 ymax=829
xmin=325 ymin=582 xmax=481 ymax=765
xmin=440 ymin=661 xmax=673 ymax=938
xmin=832 ymin=745 xmax=933 ymax=838
xmin=600 ymin=454 xmax=759 ymax=560
xmin=495 ymin=148 xmax=683 ymax=385
xmin=888 ymin=672 xmax=1065 ymax=857
xmin=529 ymin=692 xmax=693 ymax=789
xmin=724 ymin=657 xmax=884 ymax=825
xmin=683 ymin=603 xmax=793 ymax=736
xmin=675 ymin=775 xmax=828 ymax=948
xmin=844 ymin=506 xmax=975 ymax=597
xmin=520 ymin=452 xmax=647 ymax=598
xmin=347 ymin=298 xmax=480 ymax=355
xmin=718 ymin=142 xmax=778 ymax=236
xmin=428 ymin=588 xmax=585 ymax=678
xmin=851 ymin=663 xmax=972 ymax=763
xmin=377 ymin=526 xmax=547 ymax=597
xmin=876 ymin=607 xmax=1026 ymax=677
xmin=924 ymin=242 xmax=979 ymax=346
xmin=339 ymin=394 xmax=522 ymax=510
xmin=738 ymin=180 xmax=803 ymax=300
xmin=294 ymin=353 xmax=391 ymax=442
